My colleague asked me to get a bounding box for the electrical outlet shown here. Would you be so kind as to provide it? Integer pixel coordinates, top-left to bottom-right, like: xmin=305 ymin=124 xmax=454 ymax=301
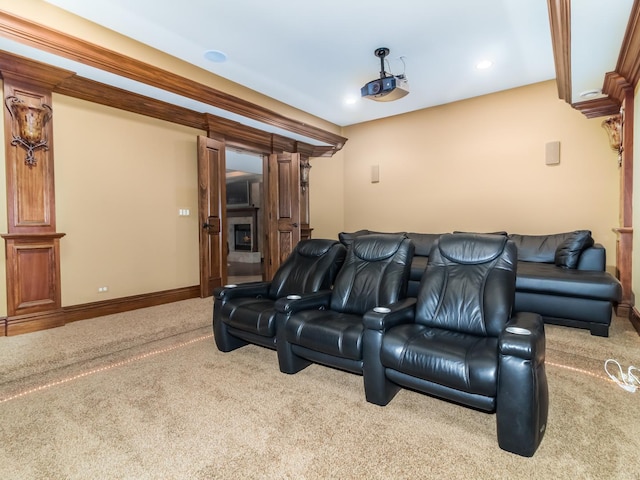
xmin=97 ymin=286 xmax=109 ymax=293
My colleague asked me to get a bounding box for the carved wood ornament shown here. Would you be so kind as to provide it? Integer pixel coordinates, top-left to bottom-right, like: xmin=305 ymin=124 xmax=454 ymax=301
xmin=602 ymin=113 xmax=623 ymax=166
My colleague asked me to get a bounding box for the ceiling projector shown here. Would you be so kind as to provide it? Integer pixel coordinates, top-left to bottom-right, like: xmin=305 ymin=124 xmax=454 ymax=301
xmin=361 ymin=47 xmax=409 ymax=102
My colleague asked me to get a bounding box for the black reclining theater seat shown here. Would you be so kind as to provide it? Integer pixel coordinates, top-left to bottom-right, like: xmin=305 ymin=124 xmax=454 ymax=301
xmin=275 ymin=233 xmax=414 ymax=376
xmin=362 ymin=233 xmax=549 ymax=457
xmin=213 ymin=239 xmax=346 ymax=352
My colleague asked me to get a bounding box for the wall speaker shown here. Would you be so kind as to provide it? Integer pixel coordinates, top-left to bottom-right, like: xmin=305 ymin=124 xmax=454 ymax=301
xmin=545 ymin=141 xmax=560 ymax=165
xmin=371 ymin=165 xmax=380 ymax=183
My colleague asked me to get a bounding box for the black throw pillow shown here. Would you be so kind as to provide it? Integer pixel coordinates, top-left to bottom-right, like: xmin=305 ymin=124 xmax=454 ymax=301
xmin=554 ymin=230 xmax=594 ymax=269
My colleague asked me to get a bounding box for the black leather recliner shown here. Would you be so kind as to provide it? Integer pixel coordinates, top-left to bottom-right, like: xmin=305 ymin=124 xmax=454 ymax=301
xmin=363 ymin=233 xmax=548 ymax=457
xmin=213 ymin=239 xmax=346 ymax=352
xmin=276 ymin=233 xmax=414 ymax=375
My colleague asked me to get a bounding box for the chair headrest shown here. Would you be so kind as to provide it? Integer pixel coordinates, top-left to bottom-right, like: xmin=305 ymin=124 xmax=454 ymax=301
xmin=353 ymin=234 xmax=407 ymax=261
xmin=438 ymin=233 xmax=508 ymax=264
xmin=296 ymin=239 xmax=339 ymax=257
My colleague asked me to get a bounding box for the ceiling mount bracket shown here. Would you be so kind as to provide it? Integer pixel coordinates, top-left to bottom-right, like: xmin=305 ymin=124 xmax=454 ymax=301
xmin=374 ymin=47 xmax=390 ymax=78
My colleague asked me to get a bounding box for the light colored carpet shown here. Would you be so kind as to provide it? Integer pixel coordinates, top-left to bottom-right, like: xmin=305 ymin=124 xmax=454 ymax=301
xmin=0 ymin=299 xmax=639 ymax=479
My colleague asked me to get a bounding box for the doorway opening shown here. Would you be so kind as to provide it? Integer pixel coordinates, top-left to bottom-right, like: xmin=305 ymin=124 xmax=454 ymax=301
xmin=226 ymin=149 xmax=264 ymax=284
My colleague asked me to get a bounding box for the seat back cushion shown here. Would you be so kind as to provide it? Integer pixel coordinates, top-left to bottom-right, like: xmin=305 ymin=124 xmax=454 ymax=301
xmin=415 ymin=233 xmax=517 ymax=337
xmin=269 ymin=239 xmax=346 ymax=299
xmin=330 ymin=234 xmax=414 ymax=314
xmin=338 ymin=230 xmax=372 ymax=248
xmin=508 ymin=231 xmax=593 ymax=265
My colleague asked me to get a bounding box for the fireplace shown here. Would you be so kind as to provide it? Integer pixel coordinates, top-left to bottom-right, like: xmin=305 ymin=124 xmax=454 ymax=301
xmin=227 ymin=207 xmax=261 ymax=263
xmin=234 ymin=223 xmax=252 ymax=251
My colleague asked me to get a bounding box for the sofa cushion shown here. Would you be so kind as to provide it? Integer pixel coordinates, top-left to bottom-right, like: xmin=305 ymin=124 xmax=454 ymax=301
xmin=406 ymin=232 xmax=443 ymax=256
xmin=508 ymin=231 xmax=593 ymax=264
xmin=554 ymin=230 xmax=595 ymax=269
xmin=380 ymin=324 xmax=499 ymax=397
xmin=516 ymin=262 xmax=621 ymax=302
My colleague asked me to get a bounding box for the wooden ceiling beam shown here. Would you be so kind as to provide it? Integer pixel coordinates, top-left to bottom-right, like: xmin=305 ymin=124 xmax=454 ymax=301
xmin=548 ymin=0 xmax=640 ymax=118
xmin=0 ymin=9 xmax=347 ymax=152
xmin=547 ymin=0 xmax=572 ymax=103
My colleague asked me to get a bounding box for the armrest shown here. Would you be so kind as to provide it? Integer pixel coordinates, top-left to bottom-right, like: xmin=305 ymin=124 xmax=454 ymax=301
xmin=275 ymin=290 xmax=332 ymax=314
xmin=214 ymin=281 xmax=271 ymax=300
xmin=363 ymin=297 xmax=417 ymax=330
xmin=499 ymin=311 xmax=545 ymax=361
xmin=576 ymin=244 xmax=606 ymax=271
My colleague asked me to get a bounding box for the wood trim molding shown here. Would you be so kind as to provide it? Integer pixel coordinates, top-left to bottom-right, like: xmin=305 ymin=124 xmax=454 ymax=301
xmin=206 ymin=114 xmax=272 ymax=152
xmin=547 ymin=0 xmax=572 ymax=103
xmin=547 ymin=1 xmax=640 ymax=119
xmin=0 ymin=10 xmax=347 ymax=151
xmin=57 ymin=74 xmax=208 ymax=131
xmin=614 ymin=227 xmax=634 ymax=314
xmin=0 ymin=53 xmax=75 ymax=90
xmin=0 ymin=50 xmax=343 ymax=157
xmin=616 ymin=0 xmax=640 ymax=88
xmin=571 ymin=96 xmax=621 ymax=118
xmin=602 ymin=71 xmax=634 ymax=105
xmin=62 ymin=285 xmax=201 ymax=324
xmin=0 ymin=285 xmax=201 ymax=335
xmin=631 ymin=305 xmax=640 ymax=335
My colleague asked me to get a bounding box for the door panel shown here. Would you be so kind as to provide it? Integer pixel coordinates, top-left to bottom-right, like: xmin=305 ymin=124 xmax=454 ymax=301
xmin=265 ymin=153 xmax=300 ymax=279
xmin=197 ymin=136 xmax=227 ymax=297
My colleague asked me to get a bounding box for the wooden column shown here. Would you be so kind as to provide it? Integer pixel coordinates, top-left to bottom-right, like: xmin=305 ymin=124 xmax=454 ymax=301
xmin=602 ymin=73 xmax=634 ymax=322
xmin=2 ymin=72 xmax=68 ymax=335
xmin=296 ymin=142 xmax=315 ymax=241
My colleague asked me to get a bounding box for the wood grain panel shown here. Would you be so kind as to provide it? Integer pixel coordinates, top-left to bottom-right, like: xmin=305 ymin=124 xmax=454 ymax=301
xmin=3 ymin=233 xmax=63 ymax=317
xmin=278 ymin=231 xmax=293 ymax=266
xmin=278 ymin=160 xmax=292 ymax=219
xmin=3 ymin=83 xmax=55 ymax=233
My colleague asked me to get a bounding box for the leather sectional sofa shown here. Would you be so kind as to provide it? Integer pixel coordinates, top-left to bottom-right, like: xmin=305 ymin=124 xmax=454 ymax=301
xmin=339 ymin=229 xmax=622 ymax=337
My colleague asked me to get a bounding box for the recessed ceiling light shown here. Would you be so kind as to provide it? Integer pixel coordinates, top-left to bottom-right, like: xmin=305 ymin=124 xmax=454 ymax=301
xmin=476 ymin=60 xmax=493 ymax=70
xmin=579 ymin=89 xmax=602 ymax=99
xmin=204 ymin=50 xmax=228 ymax=63
xmin=344 ymin=95 xmax=358 ymax=106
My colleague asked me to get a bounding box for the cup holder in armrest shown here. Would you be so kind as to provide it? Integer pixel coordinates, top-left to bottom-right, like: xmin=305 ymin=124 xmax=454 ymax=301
xmin=286 ymin=295 xmax=302 ymax=300
xmin=224 ymin=284 xmax=238 ymax=288
xmin=505 ymin=326 xmax=531 ymax=335
xmin=373 ymin=307 xmax=391 ymax=314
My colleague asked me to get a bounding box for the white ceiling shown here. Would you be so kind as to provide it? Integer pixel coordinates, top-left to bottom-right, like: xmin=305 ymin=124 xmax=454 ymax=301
xmin=35 ymin=0 xmax=633 ymax=129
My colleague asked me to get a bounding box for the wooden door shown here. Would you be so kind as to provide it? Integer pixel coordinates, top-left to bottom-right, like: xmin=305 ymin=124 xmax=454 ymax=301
xmin=197 ymin=136 xmax=227 ymax=297
xmin=265 ymin=153 xmax=301 ymax=279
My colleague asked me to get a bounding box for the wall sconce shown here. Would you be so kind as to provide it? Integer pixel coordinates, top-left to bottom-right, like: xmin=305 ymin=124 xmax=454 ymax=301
xmin=300 ymin=158 xmax=312 ymax=191
xmin=601 ymin=114 xmax=622 ymax=166
xmin=5 ymin=96 xmax=53 ymax=167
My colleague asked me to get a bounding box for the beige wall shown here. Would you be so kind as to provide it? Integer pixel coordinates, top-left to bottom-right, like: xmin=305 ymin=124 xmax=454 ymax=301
xmin=53 ymin=95 xmax=203 ymax=305
xmin=309 ymin=149 xmax=345 ymax=239
xmin=337 ymin=80 xmax=620 ymax=260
